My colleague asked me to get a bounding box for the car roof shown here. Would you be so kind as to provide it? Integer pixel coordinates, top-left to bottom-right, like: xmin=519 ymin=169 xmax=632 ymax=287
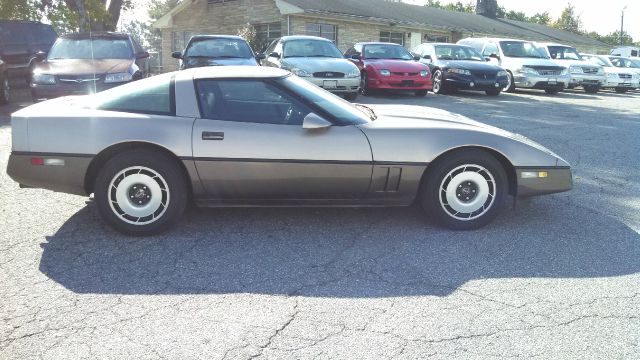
xmin=356 ymin=42 xmax=403 ymax=46
xmin=189 ymin=35 xmax=245 ymax=41
xmin=61 ymin=31 xmax=129 ymax=40
xmin=535 ymin=42 xmax=572 ymax=48
xmin=461 ymin=37 xmax=532 ymax=43
xmin=423 ymin=43 xmax=473 ymax=47
xmin=191 ymin=66 xmax=290 ymax=80
xmin=280 ymin=35 xmax=333 ymax=42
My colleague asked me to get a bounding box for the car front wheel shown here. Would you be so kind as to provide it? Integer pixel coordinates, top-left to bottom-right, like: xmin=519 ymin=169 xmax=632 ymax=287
xmin=503 ymin=71 xmax=515 ymax=93
xmin=421 ymin=149 xmax=507 ymax=230
xmin=94 ymin=150 xmax=188 ymax=236
xmin=615 ymin=87 xmax=628 ymax=93
xmin=485 ymin=88 xmax=501 ymax=96
xmin=583 ymin=85 xmax=599 ymax=94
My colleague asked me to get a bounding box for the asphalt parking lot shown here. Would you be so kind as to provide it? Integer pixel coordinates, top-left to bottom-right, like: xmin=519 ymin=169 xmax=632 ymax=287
xmin=1 ymin=85 xmax=639 ymax=359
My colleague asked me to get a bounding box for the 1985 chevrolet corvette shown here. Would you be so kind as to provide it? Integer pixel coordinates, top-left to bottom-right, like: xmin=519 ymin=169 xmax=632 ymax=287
xmin=7 ymin=67 xmax=572 ymax=235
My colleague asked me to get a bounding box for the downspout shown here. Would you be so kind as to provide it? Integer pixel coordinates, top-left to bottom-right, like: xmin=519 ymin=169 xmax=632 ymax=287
xmin=287 ymin=15 xmax=290 ymax=35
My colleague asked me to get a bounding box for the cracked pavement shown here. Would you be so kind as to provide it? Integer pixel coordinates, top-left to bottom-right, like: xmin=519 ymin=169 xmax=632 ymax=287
xmin=1 ymin=87 xmax=639 ymax=359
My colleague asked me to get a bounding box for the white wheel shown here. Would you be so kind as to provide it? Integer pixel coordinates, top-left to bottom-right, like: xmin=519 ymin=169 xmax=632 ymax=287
xmin=108 ymin=166 xmax=170 ymax=225
xmin=439 ymin=164 xmax=496 ymax=221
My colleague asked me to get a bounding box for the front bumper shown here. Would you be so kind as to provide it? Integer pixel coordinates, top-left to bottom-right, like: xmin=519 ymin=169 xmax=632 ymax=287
xmin=368 ymin=73 xmax=432 ymax=91
xmin=306 ymin=77 xmax=360 ymax=93
xmin=568 ymin=73 xmax=605 ymax=87
xmin=445 ymin=73 xmax=509 ymax=91
xmin=31 ymin=82 xmax=126 ymax=101
xmin=513 ymin=73 xmax=570 ymax=90
xmin=602 ymin=78 xmax=639 ymax=89
xmin=516 ymin=167 xmax=572 ymax=197
xmin=7 ymin=152 xmax=92 ymax=196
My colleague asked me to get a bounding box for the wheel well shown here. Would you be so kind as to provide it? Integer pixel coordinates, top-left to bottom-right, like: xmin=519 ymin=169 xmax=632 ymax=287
xmin=420 ymin=146 xmax=518 ymax=196
xmin=84 ymin=142 xmax=192 ymax=197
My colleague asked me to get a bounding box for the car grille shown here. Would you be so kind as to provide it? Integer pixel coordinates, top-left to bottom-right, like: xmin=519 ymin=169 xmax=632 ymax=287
xmin=529 ymin=66 xmax=564 ymax=76
xmin=582 ymin=67 xmax=600 ymax=74
xmin=392 ymin=72 xmax=419 ymax=76
xmin=619 ymin=73 xmax=632 ymax=79
xmin=57 ymin=74 xmax=102 ymax=84
xmin=471 ymin=70 xmax=496 ymax=80
xmin=313 ymin=72 xmax=344 ymax=78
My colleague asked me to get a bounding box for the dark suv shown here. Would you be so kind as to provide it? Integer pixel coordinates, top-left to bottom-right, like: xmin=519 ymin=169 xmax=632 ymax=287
xmin=0 ymin=20 xmax=57 ymax=81
xmin=31 ymin=32 xmax=149 ymax=101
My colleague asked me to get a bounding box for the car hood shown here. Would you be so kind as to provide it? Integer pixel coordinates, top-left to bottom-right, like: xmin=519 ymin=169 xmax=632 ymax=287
xmin=365 ymin=59 xmax=428 ymax=71
xmin=35 ymin=59 xmax=133 ymax=75
xmin=551 ymin=59 xmax=600 ymax=68
xmin=281 ymin=57 xmax=358 ymax=73
xmin=436 ymin=60 xmax=503 ymax=71
xmin=501 ymin=57 xmax=563 ymax=69
xmin=357 ymin=104 xmax=565 ymax=165
xmin=183 ymin=57 xmax=258 ymax=68
xmin=603 ymin=66 xmax=636 ymax=75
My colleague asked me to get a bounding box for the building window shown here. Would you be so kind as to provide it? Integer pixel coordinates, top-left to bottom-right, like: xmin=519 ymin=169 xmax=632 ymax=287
xmin=172 ymin=31 xmax=193 ymax=52
xmin=424 ymin=34 xmax=449 ymax=43
xmin=306 ymin=23 xmax=337 ymax=42
xmin=253 ymin=22 xmax=281 ymax=52
xmin=380 ymin=31 xmax=404 ymax=45
xmin=207 ymin=0 xmax=238 ymax=4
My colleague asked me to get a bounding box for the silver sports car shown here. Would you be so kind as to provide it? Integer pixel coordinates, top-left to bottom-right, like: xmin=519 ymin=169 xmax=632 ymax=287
xmin=7 ymin=67 xmax=572 ymax=235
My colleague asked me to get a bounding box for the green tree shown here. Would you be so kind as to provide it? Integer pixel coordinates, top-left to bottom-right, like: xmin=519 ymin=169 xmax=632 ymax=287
xmin=504 ymin=10 xmax=527 ymax=22
xmin=529 ymin=12 xmax=551 ymax=25
xmin=552 ymin=3 xmax=582 ymax=33
xmin=0 ymin=0 xmax=42 ymax=20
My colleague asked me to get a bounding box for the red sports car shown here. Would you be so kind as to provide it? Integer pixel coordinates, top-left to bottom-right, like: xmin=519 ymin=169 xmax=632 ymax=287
xmin=345 ymin=42 xmax=433 ymax=96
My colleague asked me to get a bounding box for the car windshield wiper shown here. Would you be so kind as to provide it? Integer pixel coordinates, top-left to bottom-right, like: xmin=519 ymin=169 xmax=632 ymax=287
xmin=355 ymin=104 xmax=377 ymax=121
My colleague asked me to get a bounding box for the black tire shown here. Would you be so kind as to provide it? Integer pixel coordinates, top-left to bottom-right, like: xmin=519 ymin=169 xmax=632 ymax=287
xmin=583 ymin=85 xmax=599 ymax=94
xmin=359 ymin=72 xmax=371 ymax=96
xmin=545 ymin=88 xmax=561 ymax=95
xmin=420 ymin=149 xmax=508 ymax=230
xmin=0 ymin=73 xmax=9 ymax=105
xmin=432 ymin=70 xmax=446 ymax=94
xmin=615 ymin=87 xmax=628 ymax=93
xmin=414 ymin=90 xmax=428 ymax=97
xmin=344 ymin=92 xmax=358 ymax=101
xmin=485 ymin=89 xmax=501 ymax=96
xmin=503 ymin=71 xmax=515 ymax=93
xmin=94 ymin=149 xmax=188 ymax=236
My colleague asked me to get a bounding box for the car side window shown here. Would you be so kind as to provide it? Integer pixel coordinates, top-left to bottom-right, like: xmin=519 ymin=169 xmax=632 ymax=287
xmin=196 ymin=80 xmax=313 ymax=126
xmin=483 ymin=43 xmax=499 ymax=57
xmin=95 ymin=74 xmax=174 ymax=115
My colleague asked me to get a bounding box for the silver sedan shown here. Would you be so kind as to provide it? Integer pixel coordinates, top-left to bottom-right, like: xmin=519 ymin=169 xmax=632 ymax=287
xmin=7 ymin=67 xmax=572 ymax=235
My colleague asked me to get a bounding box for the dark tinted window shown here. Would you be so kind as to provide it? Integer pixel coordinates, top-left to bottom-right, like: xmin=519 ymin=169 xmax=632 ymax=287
xmin=185 ymin=38 xmax=253 ymax=58
xmin=0 ymin=22 xmax=27 ymax=45
xmin=196 ymin=80 xmax=312 ymax=125
xmin=93 ymin=74 xmax=173 ymax=115
xmin=27 ymin=23 xmax=57 ymax=44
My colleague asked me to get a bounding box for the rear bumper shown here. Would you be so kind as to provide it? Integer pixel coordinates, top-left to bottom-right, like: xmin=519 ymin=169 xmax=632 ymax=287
xmin=516 ymin=167 xmax=572 ymax=197
xmin=7 ymin=152 xmax=92 ymax=196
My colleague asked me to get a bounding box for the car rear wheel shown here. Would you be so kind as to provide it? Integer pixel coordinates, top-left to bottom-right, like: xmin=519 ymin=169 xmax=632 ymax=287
xmin=583 ymin=85 xmax=599 ymax=94
xmin=94 ymin=150 xmax=188 ymax=236
xmin=414 ymin=90 xmax=428 ymax=97
xmin=503 ymin=71 xmax=515 ymax=93
xmin=432 ymin=70 xmax=446 ymax=94
xmin=545 ymin=88 xmax=561 ymax=95
xmin=0 ymin=73 xmax=9 ymax=105
xmin=615 ymin=87 xmax=628 ymax=93
xmin=485 ymin=89 xmax=501 ymax=96
xmin=421 ymin=149 xmax=507 ymax=230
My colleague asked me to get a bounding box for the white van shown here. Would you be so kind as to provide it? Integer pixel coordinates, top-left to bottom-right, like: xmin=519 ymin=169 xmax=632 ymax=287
xmin=610 ymin=46 xmax=640 ymax=58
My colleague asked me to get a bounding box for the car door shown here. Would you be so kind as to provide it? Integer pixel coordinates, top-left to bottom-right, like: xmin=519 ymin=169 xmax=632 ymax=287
xmin=192 ymin=78 xmax=373 ymax=200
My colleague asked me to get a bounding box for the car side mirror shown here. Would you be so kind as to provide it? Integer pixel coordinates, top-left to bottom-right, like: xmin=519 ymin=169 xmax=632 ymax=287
xmin=422 ymin=54 xmax=432 ymax=63
xmin=303 ymin=113 xmax=332 ymax=130
xmin=489 ymin=53 xmax=500 ymax=60
xmin=413 ymin=55 xmax=421 ymax=61
xmin=350 ymin=54 xmax=361 ymax=60
xmin=34 ymin=51 xmax=47 ymax=61
xmin=136 ymin=51 xmax=150 ymax=59
xmin=484 ymin=57 xmax=491 ymax=62
xmin=269 ymin=52 xmax=281 ymax=59
xmin=255 ymin=53 xmax=266 ymax=61
xmin=171 ymin=51 xmax=183 ymax=59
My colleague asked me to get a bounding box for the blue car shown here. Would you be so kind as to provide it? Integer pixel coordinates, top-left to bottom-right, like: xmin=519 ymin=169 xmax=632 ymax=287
xmin=412 ymin=43 xmax=509 ymax=96
xmin=172 ymin=35 xmax=265 ymax=69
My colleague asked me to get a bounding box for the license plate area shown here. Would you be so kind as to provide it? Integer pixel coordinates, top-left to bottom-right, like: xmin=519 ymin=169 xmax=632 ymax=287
xmin=323 ymin=80 xmax=337 ymax=89
xmin=401 ymin=80 xmax=414 ymax=87
xmin=548 ymin=78 xmax=557 ymax=85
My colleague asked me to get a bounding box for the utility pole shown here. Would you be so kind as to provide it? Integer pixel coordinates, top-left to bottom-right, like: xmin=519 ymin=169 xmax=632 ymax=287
xmin=620 ymin=5 xmax=627 ymax=45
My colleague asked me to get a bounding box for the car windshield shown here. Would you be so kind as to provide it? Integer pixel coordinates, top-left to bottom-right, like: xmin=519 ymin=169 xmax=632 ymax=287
xmin=363 ymin=44 xmax=414 ymax=60
xmin=610 ymin=57 xmax=640 ymax=68
xmin=583 ymin=55 xmax=612 ymax=67
xmin=631 ymin=59 xmax=640 ymax=68
xmin=277 ymin=75 xmax=371 ymax=125
xmin=185 ymin=38 xmax=253 ymax=58
xmin=434 ymin=45 xmax=484 ymax=61
xmin=48 ymin=38 xmax=133 ymax=60
xmin=547 ymin=46 xmax=581 ymax=60
xmin=282 ymin=39 xmax=343 ymax=58
xmin=499 ymin=41 xmax=547 ymax=59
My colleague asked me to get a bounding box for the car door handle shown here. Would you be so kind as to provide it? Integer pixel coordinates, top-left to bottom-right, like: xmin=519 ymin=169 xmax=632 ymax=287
xmin=202 ymin=131 xmax=224 ymax=140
